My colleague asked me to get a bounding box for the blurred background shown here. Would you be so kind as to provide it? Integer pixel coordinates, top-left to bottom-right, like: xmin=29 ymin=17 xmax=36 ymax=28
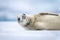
xmin=0 ymin=0 xmax=60 ymax=21
xmin=0 ymin=0 xmax=60 ymax=40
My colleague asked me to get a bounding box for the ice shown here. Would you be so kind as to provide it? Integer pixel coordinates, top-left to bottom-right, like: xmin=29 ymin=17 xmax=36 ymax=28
xmin=0 ymin=21 xmax=60 ymax=40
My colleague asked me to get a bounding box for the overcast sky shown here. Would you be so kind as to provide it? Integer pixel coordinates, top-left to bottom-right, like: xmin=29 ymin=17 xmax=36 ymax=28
xmin=0 ymin=0 xmax=60 ymax=21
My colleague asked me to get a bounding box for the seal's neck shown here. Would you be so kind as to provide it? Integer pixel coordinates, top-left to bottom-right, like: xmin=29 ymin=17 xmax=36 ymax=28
xmin=25 ymin=18 xmax=31 ymax=26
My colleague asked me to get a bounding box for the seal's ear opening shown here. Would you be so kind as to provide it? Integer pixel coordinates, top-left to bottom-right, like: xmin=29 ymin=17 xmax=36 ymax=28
xmin=39 ymin=12 xmax=59 ymax=16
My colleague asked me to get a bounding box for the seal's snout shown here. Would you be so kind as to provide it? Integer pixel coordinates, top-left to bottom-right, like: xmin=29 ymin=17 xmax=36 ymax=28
xmin=18 ymin=18 xmax=20 ymax=21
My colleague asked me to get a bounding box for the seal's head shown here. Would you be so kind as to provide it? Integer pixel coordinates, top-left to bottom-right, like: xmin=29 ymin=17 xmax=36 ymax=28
xmin=17 ymin=13 xmax=30 ymax=26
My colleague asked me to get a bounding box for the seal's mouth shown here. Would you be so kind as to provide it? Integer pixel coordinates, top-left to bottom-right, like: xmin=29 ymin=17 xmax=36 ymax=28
xmin=18 ymin=16 xmax=26 ymax=23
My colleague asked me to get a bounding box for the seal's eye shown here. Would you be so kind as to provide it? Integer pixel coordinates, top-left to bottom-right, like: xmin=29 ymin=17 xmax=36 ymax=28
xmin=23 ymin=14 xmax=25 ymax=15
xmin=22 ymin=16 xmax=26 ymax=19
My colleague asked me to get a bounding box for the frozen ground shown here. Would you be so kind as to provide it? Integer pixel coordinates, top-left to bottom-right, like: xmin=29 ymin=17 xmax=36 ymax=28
xmin=0 ymin=21 xmax=60 ymax=40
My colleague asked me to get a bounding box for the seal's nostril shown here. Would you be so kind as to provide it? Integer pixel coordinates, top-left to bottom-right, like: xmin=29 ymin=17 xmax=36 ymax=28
xmin=18 ymin=18 xmax=20 ymax=21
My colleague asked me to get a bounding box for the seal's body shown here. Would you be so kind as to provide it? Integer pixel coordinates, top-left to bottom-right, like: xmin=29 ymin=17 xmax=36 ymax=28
xmin=17 ymin=12 xmax=60 ymax=30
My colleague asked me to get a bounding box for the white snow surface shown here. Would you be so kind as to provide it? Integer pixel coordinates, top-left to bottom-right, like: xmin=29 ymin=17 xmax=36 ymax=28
xmin=0 ymin=21 xmax=60 ymax=40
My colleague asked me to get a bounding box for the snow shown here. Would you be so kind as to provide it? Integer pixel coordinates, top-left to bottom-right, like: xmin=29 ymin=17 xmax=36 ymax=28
xmin=0 ymin=21 xmax=60 ymax=40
